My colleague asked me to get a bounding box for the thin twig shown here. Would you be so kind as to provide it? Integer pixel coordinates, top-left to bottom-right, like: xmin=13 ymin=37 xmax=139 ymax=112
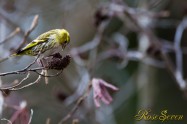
xmin=0 ymin=15 xmax=38 ymax=63
xmin=58 ymin=81 xmax=92 ymax=124
xmin=0 ymin=54 xmax=40 ymax=77
xmin=0 ymin=58 xmax=65 ymax=91
xmin=148 ymin=31 xmax=187 ymax=90
xmin=44 ymin=70 xmax=49 ymax=84
xmin=28 ymin=109 xmax=33 ymax=124
xmin=33 ymin=69 xmax=63 ymax=77
xmin=10 ymin=74 xmax=42 ymax=91
xmin=71 ymin=35 xmax=101 ymax=55
xmin=0 ymin=72 xmax=30 ymax=90
xmin=0 ymin=12 xmax=32 ymax=42
xmin=122 ymin=3 xmax=187 ymax=90
xmin=0 ymin=27 xmax=20 ymax=45
xmin=148 ymin=0 xmax=164 ymax=10
xmin=0 ymin=67 xmax=44 ymax=76
xmin=0 ymin=67 xmax=65 ymax=78
xmin=16 ymin=15 xmax=39 ymax=52
xmin=70 ymin=20 xmax=108 ymax=66
xmin=1 ymin=118 xmax=12 ymax=124
xmin=70 ymin=34 xmax=101 ymax=66
xmin=173 ymin=17 xmax=187 ymax=89
xmin=46 ymin=118 xmax=51 ymax=124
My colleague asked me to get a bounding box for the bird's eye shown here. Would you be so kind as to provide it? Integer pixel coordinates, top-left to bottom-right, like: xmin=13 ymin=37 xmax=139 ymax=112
xmin=64 ymin=41 xmax=67 ymax=44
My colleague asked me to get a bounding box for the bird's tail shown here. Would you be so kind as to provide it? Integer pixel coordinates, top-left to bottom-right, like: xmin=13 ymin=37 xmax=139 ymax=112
xmin=0 ymin=53 xmax=17 ymax=63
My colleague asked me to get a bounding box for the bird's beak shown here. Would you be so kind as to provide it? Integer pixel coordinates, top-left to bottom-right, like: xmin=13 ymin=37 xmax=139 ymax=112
xmin=62 ymin=42 xmax=68 ymax=51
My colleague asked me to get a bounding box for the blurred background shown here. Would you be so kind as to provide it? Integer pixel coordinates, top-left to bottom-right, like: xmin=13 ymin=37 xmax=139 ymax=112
xmin=0 ymin=0 xmax=187 ymax=124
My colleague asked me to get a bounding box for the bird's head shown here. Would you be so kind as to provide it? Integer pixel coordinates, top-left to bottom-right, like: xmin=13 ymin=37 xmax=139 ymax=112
xmin=58 ymin=29 xmax=70 ymax=49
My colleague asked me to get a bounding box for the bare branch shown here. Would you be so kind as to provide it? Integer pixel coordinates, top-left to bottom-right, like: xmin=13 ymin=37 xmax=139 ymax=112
xmin=58 ymin=81 xmax=92 ymax=124
xmin=33 ymin=69 xmax=63 ymax=77
xmin=0 ymin=72 xmax=30 ymax=90
xmin=1 ymin=118 xmax=12 ymax=124
xmin=121 ymin=3 xmax=187 ymax=90
xmin=46 ymin=118 xmax=51 ymax=124
xmin=0 ymin=12 xmax=32 ymax=42
xmin=0 ymin=67 xmax=43 ymax=76
xmin=16 ymin=15 xmax=39 ymax=52
xmin=0 ymin=15 xmax=39 ymax=63
xmin=0 ymin=27 xmax=20 ymax=45
xmin=28 ymin=109 xmax=33 ymax=124
xmin=0 ymin=55 xmax=39 ymax=76
xmin=0 ymin=54 xmax=70 ymax=91
xmin=173 ymin=17 xmax=187 ymax=89
xmin=10 ymin=73 xmax=42 ymax=91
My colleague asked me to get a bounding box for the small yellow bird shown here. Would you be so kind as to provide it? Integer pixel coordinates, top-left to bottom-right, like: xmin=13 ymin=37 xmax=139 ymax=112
xmin=0 ymin=29 xmax=70 ymax=62
xmin=15 ymin=29 xmax=70 ymax=57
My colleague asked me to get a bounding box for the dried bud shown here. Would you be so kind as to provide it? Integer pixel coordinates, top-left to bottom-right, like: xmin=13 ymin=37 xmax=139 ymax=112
xmin=146 ymin=44 xmax=161 ymax=57
xmin=50 ymin=52 xmax=62 ymax=58
xmin=56 ymin=91 xmax=68 ymax=102
xmin=1 ymin=89 xmax=11 ymax=97
xmin=183 ymin=6 xmax=187 ymax=16
xmin=45 ymin=54 xmax=71 ymax=70
xmin=3 ymin=0 xmax=16 ymax=13
xmin=94 ymin=8 xmax=109 ymax=27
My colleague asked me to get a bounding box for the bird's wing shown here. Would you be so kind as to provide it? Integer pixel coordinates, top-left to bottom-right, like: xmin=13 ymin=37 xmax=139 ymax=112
xmin=17 ymin=30 xmax=57 ymax=55
xmin=21 ymin=39 xmax=47 ymax=51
